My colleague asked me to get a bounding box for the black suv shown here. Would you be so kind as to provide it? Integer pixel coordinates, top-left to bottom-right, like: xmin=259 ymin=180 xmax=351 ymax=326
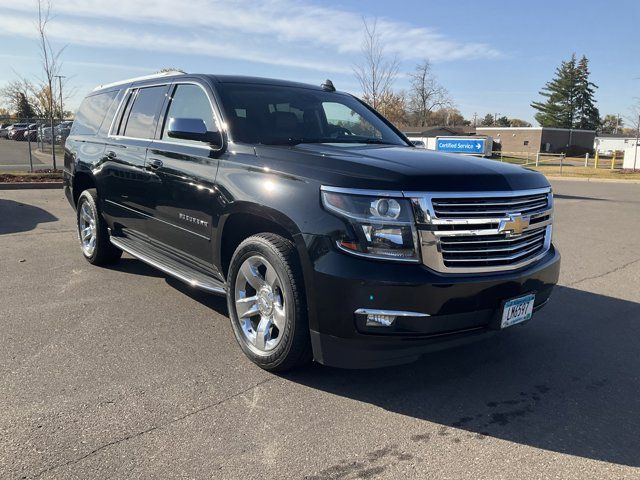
xmin=64 ymin=72 xmax=560 ymax=371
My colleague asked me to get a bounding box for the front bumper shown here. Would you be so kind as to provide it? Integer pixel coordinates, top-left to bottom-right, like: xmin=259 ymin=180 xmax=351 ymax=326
xmin=301 ymin=235 xmax=560 ymax=368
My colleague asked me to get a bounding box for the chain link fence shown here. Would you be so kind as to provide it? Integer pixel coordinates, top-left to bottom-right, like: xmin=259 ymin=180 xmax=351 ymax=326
xmin=0 ymin=116 xmax=73 ymax=172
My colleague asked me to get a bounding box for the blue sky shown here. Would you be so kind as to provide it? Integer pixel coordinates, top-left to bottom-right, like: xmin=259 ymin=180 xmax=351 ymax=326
xmin=1 ymin=0 xmax=638 ymax=124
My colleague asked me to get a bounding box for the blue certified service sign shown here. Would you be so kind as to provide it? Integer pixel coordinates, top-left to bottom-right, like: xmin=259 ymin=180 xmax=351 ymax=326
xmin=436 ymin=138 xmax=485 ymax=154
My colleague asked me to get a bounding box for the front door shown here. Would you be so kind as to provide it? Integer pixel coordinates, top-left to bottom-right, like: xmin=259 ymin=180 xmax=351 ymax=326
xmin=145 ymin=82 xmax=224 ymax=265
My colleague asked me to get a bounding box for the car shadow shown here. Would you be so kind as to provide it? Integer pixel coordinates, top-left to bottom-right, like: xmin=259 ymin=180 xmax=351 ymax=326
xmin=108 ymin=257 xmax=166 ymax=278
xmin=165 ymin=276 xmax=229 ymax=315
xmin=277 ymin=285 xmax=639 ymax=467
xmin=137 ymin=272 xmax=640 ymax=467
xmin=0 ymin=198 xmax=58 ymax=234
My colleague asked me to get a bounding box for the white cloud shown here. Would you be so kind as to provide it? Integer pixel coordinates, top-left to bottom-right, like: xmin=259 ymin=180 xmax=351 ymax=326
xmin=3 ymin=0 xmax=499 ymax=71
xmin=0 ymin=12 xmax=355 ymax=74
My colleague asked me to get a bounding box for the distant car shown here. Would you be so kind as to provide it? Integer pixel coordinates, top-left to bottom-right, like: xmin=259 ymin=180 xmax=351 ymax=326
xmin=55 ymin=121 xmax=73 ymax=143
xmin=411 ymin=140 xmax=425 ymax=148
xmin=39 ymin=126 xmax=53 ymax=143
xmin=0 ymin=123 xmax=11 ymax=138
xmin=8 ymin=123 xmax=29 ymax=140
xmin=24 ymin=124 xmax=39 ymax=142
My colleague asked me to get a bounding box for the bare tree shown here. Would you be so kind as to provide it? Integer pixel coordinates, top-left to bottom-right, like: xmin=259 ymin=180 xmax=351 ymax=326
xmin=36 ymin=0 xmax=66 ymax=169
xmin=353 ymin=18 xmax=400 ymax=113
xmin=408 ymin=60 xmax=451 ymax=127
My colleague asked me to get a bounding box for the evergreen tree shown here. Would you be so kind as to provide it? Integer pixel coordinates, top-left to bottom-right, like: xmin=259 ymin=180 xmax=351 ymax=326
xmin=575 ymin=56 xmax=600 ymax=130
xmin=480 ymin=113 xmax=495 ymax=126
xmin=16 ymin=92 xmax=36 ymax=120
xmin=496 ymin=116 xmax=510 ymax=127
xmin=531 ymin=54 xmax=578 ymax=128
xmin=531 ymin=54 xmax=599 ymax=130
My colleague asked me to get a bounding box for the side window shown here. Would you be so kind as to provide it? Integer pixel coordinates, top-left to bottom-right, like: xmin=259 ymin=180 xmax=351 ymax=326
xmin=161 ymin=84 xmax=216 ymax=144
xmin=122 ymin=86 xmax=167 ymax=139
xmin=322 ymin=102 xmax=382 ymax=139
xmin=71 ymin=90 xmax=118 ymax=136
xmin=98 ymin=90 xmax=125 ymax=136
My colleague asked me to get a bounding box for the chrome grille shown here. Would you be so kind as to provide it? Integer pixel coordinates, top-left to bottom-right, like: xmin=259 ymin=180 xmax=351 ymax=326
xmin=432 ymin=192 xmax=549 ymax=218
xmin=408 ymin=188 xmax=553 ymax=273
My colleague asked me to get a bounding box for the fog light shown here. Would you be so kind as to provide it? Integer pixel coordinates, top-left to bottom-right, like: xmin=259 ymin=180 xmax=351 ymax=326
xmin=365 ymin=313 xmax=396 ymax=327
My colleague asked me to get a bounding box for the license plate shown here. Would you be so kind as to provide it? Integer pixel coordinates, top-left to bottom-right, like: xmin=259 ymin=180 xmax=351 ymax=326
xmin=501 ymin=294 xmax=535 ymax=328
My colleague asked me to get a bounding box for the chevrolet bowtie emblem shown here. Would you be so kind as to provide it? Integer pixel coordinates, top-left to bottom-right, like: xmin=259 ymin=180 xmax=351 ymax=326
xmin=499 ymin=214 xmax=530 ymax=236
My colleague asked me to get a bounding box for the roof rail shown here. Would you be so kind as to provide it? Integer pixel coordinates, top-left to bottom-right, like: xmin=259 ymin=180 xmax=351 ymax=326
xmin=93 ymin=70 xmax=186 ymax=91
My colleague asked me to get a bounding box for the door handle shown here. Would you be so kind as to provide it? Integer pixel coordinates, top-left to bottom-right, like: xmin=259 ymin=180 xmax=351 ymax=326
xmin=106 ymin=150 xmax=117 ymax=159
xmin=147 ymin=158 xmax=163 ymax=170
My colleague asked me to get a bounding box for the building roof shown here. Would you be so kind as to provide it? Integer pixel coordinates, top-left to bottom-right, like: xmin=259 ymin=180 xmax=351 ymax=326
xmin=595 ymin=133 xmax=636 ymax=138
xmin=402 ymin=126 xmax=474 ymax=136
xmin=477 ymin=126 xmax=596 ymax=133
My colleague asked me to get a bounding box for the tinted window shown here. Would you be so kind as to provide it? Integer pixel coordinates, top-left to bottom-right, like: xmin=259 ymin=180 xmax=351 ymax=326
xmin=98 ymin=90 xmax=125 ymax=136
xmin=72 ymin=90 xmax=118 ymax=136
xmin=161 ymin=84 xmax=216 ymax=144
xmin=122 ymin=86 xmax=166 ymax=139
xmin=217 ymin=83 xmax=406 ymax=146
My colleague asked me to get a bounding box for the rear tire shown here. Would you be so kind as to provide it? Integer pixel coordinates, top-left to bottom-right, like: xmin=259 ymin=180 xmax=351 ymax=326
xmin=227 ymin=233 xmax=312 ymax=372
xmin=76 ymin=188 xmax=122 ymax=265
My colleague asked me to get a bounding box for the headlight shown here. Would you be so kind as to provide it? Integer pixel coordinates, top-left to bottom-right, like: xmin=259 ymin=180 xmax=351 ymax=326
xmin=321 ymin=189 xmax=420 ymax=262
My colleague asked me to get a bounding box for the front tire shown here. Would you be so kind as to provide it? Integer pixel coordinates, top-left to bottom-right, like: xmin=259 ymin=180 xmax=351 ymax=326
xmin=76 ymin=188 xmax=122 ymax=265
xmin=227 ymin=233 xmax=312 ymax=372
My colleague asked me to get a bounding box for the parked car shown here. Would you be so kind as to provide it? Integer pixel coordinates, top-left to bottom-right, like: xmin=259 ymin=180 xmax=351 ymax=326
xmin=23 ymin=123 xmax=39 ymax=142
xmin=55 ymin=121 xmax=73 ymax=143
xmin=38 ymin=126 xmax=53 ymax=143
xmin=0 ymin=123 xmax=11 ymax=138
xmin=64 ymin=73 xmax=560 ymax=371
xmin=8 ymin=123 xmax=29 ymax=140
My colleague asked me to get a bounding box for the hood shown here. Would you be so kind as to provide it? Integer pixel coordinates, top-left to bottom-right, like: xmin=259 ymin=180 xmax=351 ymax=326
xmin=255 ymin=144 xmax=549 ymax=192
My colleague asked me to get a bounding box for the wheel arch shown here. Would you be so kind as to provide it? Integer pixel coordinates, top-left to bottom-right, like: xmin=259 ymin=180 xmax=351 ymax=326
xmin=71 ymin=169 xmax=98 ymax=207
xmin=216 ymin=203 xmax=304 ymax=278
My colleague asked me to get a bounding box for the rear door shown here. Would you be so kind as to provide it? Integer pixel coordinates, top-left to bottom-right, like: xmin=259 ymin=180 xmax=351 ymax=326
xmin=144 ymin=82 xmax=223 ymax=264
xmin=101 ymin=84 xmax=169 ymax=236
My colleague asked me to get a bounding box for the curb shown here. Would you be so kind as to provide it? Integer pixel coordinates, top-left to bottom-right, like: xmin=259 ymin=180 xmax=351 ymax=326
xmin=546 ymin=176 xmax=640 ymax=185
xmin=0 ymin=182 xmax=63 ymax=190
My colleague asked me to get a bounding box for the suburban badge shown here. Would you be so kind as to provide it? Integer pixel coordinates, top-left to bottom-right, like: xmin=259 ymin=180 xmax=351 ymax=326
xmin=178 ymin=212 xmax=208 ymax=227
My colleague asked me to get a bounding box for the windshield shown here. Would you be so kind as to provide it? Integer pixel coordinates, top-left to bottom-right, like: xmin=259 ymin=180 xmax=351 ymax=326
xmin=217 ymin=83 xmax=408 ymax=146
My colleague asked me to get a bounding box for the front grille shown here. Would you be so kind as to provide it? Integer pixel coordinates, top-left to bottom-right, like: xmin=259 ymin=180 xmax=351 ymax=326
xmin=410 ymin=188 xmax=553 ymax=273
xmin=440 ymin=227 xmax=547 ymax=268
xmin=432 ymin=192 xmax=549 ymax=218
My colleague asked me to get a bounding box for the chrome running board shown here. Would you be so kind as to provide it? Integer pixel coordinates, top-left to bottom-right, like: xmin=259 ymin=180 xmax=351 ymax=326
xmin=110 ymin=235 xmax=226 ymax=295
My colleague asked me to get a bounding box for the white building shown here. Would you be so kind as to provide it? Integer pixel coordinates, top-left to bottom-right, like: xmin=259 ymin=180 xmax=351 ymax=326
xmin=623 ymin=146 xmax=640 ymax=169
xmin=594 ymin=135 xmax=637 ymax=155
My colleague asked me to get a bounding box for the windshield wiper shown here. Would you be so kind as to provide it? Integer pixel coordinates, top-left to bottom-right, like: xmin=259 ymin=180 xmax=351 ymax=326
xmin=325 ymin=138 xmax=397 ymax=145
xmin=262 ymin=137 xmax=399 ymax=146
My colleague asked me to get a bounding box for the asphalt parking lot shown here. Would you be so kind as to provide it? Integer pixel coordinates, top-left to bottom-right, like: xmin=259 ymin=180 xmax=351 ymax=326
xmin=1 ymin=180 xmax=639 ymax=479
xmin=0 ymin=139 xmax=57 ymax=171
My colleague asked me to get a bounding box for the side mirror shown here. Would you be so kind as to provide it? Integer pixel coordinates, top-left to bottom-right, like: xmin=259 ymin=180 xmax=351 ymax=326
xmin=167 ymin=117 xmax=223 ymax=147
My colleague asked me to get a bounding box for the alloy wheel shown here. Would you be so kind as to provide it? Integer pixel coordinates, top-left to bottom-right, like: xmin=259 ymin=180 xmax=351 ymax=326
xmin=79 ymin=201 xmax=97 ymax=257
xmin=234 ymin=255 xmax=287 ymax=354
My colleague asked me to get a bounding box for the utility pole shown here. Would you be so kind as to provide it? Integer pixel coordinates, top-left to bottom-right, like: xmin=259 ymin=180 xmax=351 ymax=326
xmin=634 ymin=114 xmax=639 ymax=171
xmin=472 ymin=112 xmax=477 ymax=127
xmin=54 ymin=75 xmax=65 ymax=121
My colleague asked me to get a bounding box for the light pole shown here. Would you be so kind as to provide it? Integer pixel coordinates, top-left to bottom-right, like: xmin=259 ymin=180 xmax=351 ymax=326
xmin=634 ymin=114 xmax=639 ymax=171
